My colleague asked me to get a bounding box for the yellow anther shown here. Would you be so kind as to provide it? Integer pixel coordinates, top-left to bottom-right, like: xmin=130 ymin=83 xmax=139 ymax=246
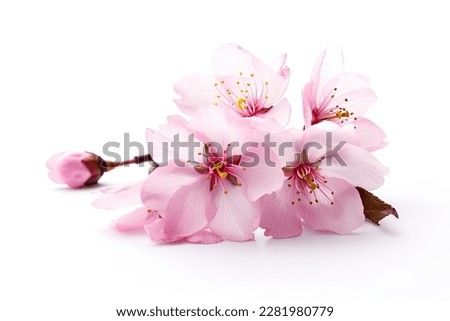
xmin=237 ymin=97 xmax=248 ymax=111
xmin=336 ymin=110 xmax=350 ymax=119
xmin=306 ymin=174 xmax=317 ymax=190
xmin=213 ymin=162 xmax=228 ymax=179
xmin=218 ymin=171 xmax=228 ymax=179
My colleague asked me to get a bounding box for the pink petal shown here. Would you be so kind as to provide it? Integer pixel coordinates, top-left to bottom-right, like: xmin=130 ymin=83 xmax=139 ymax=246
xmin=300 ymin=178 xmax=364 ymax=234
xmin=242 ymin=116 xmax=283 ymax=133
xmin=348 ymin=117 xmax=388 ymax=152
xmin=208 ymin=181 xmax=259 ymax=241
xmin=186 ymin=230 xmax=223 ymax=244
xmin=311 ymin=44 xmax=344 ymax=104
xmin=302 ymin=81 xmax=315 ymax=127
xmin=92 ymin=180 xmax=144 ymax=209
xmin=141 ymin=161 xmax=200 ymax=212
xmin=259 ymin=181 xmax=303 ymax=239
xmin=301 ymin=122 xmax=353 ymax=162
xmin=144 ymin=218 xmax=177 ymax=242
xmin=188 ymin=107 xmax=252 ymax=149
xmin=257 ymin=97 xmax=291 ymax=127
xmin=212 ymin=44 xmax=259 ymax=77
xmin=111 ymin=207 xmax=158 ymax=232
xmin=322 ymin=72 xmax=370 ymax=96
xmin=173 ymin=73 xmax=222 ymax=116
xmin=269 ymin=53 xmax=287 ymax=74
xmin=146 ymin=115 xmax=203 ymax=164
xmin=320 ymin=144 xmax=389 ymax=191
xmin=254 ymin=61 xmax=289 ymax=107
xmin=235 ymin=145 xmax=285 ymax=202
xmin=267 ymin=127 xmax=304 ymax=166
xmin=161 ymin=177 xmax=215 ymax=239
xmin=146 ymin=115 xmax=189 ymax=141
xmin=321 ymin=73 xmax=377 ymax=119
xmin=270 ymin=53 xmax=290 ymax=79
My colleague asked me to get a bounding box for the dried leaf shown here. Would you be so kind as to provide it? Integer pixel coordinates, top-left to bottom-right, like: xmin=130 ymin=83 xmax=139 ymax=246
xmin=356 ymin=187 xmax=399 ymax=225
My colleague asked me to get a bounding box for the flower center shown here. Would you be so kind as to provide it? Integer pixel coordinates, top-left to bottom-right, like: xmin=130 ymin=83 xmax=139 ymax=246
xmin=283 ymin=162 xmax=335 ymax=206
xmin=213 ymin=72 xmax=272 ymax=117
xmin=312 ymin=88 xmax=357 ymax=126
xmin=210 ymin=161 xmax=228 ymax=179
xmin=319 ymin=108 xmax=354 ymax=123
xmin=193 ymin=146 xmax=244 ymax=193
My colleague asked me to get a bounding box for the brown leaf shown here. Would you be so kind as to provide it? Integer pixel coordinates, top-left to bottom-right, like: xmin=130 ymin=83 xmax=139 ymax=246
xmin=356 ymin=187 xmax=399 ymax=225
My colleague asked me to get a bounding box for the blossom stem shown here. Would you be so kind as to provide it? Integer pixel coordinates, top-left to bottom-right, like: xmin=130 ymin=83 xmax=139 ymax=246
xmin=103 ymin=154 xmax=157 ymax=171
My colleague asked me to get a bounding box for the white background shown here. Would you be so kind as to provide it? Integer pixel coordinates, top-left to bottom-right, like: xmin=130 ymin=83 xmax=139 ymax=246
xmin=1 ymin=1 xmax=449 ymax=320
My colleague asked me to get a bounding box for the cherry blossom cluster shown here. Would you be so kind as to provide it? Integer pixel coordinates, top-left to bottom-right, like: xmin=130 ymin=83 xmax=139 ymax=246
xmin=48 ymin=44 xmax=397 ymax=244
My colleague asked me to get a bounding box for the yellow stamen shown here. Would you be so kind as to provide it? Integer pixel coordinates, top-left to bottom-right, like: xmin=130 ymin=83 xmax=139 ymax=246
xmin=213 ymin=162 xmax=228 ymax=179
xmin=306 ymin=174 xmax=317 ymax=190
xmin=237 ymin=97 xmax=247 ymax=111
xmin=336 ymin=110 xmax=350 ymax=119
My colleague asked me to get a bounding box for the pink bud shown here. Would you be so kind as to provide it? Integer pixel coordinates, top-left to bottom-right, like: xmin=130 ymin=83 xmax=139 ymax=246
xmin=47 ymin=152 xmax=105 ymax=188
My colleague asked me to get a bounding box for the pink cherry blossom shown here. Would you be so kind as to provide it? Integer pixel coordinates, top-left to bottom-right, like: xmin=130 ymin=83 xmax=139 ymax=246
xmin=141 ymin=108 xmax=285 ymax=243
xmin=259 ymin=123 xmax=389 ymax=239
xmin=302 ymin=45 xmax=386 ymax=151
xmin=47 ymin=152 xmax=103 ymax=188
xmin=174 ymin=44 xmax=291 ymax=127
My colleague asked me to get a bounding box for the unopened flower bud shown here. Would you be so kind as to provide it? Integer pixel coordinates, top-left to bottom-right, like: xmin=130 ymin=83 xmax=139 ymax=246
xmin=47 ymin=152 xmax=105 ymax=188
